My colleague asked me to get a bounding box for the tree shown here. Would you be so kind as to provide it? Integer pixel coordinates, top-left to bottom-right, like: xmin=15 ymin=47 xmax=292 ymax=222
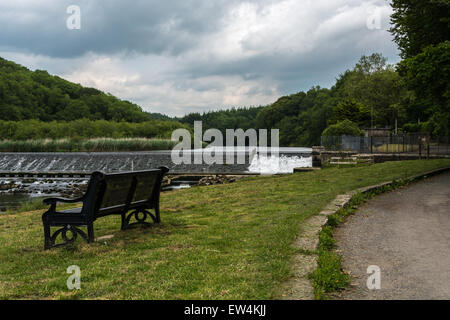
xmin=390 ymin=0 xmax=450 ymax=135
xmin=333 ymin=54 xmax=408 ymax=129
xmin=389 ymin=0 xmax=450 ymax=59
xmin=329 ymin=100 xmax=371 ymax=128
xmin=354 ymin=53 xmax=387 ymax=74
xmin=322 ymin=120 xmax=364 ymax=136
xmin=398 ymin=41 xmax=450 ymax=135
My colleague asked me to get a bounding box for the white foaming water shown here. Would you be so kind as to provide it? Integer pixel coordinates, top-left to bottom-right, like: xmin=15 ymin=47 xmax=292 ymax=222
xmin=248 ymin=155 xmax=312 ymax=174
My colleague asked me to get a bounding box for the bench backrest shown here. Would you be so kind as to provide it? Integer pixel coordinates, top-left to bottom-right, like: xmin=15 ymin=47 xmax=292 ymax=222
xmin=82 ymin=167 xmax=169 ymax=220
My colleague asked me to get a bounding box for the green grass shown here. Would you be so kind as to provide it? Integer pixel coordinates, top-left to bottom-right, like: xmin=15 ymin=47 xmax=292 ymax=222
xmin=4 ymin=198 xmax=48 ymax=214
xmin=4 ymin=198 xmax=79 ymax=215
xmin=0 ymin=159 xmax=449 ymax=299
xmin=310 ymin=193 xmax=365 ymax=299
xmin=0 ymin=138 xmax=176 ymax=152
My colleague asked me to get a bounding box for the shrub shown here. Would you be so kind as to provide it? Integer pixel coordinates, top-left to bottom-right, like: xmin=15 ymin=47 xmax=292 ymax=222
xmin=322 ymin=120 xmax=364 ymax=136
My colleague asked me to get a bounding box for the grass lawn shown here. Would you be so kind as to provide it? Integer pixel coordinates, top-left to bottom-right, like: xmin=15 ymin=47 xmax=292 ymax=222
xmin=1 ymin=159 xmax=449 ymax=299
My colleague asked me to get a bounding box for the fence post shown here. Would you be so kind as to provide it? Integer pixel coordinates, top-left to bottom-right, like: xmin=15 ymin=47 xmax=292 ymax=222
xmin=386 ymin=137 xmax=388 ymax=153
xmin=419 ymin=142 xmax=422 ymax=159
xmin=403 ymin=135 xmax=405 ymax=153
xmin=427 ymin=143 xmax=430 ymax=159
xmin=370 ymin=136 xmax=373 ymax=154
xmin=312 ymin=146 xmax=323 ymax=168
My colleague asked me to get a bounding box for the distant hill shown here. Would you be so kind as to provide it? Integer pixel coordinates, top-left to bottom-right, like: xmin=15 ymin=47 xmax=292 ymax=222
xmin=144 ymin=112 xmax=175 ymax=121
xmin=0 ymin=57 xmax=151 ymax=122
xmin=2 ymin=53 xmax=430 ymax=147
xmin=178 ymin=106 xmax=264 ymax=132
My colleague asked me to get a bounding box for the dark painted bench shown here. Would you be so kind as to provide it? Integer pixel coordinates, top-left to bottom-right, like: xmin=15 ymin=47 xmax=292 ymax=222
xmin=42 ymin=167 xmax=169 ymax=249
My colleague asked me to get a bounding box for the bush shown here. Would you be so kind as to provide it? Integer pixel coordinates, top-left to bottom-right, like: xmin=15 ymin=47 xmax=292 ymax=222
xmin=322 ymin=120 xmax=364 ymax=136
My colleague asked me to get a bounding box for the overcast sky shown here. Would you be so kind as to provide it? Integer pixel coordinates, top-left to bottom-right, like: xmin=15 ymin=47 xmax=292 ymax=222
xmin=0 ymin=0 xmax=399 ymax=116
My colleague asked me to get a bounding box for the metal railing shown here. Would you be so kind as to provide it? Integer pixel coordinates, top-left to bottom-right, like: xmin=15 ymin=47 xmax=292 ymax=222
xmin=321 ymin=134 xmax=450 ymax=155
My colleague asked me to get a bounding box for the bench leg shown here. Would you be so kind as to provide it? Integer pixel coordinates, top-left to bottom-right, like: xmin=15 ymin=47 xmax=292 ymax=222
xmin=121 ymin=213 xmax=127 ymax=231
xmin=155 ymin=206 xmax=161 ymax=224
xmin=87 ymin=223 xmax=94 ymax=243
xmin=121 ymin=209 xmax=157 ymax=229
xmin=43 ymin=222 xmax=52 ymax=250
xmin=43 ymin=224 xmax=90 ymax=249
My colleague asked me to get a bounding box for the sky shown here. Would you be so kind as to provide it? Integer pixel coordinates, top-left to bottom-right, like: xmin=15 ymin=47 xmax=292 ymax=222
xmin=0 ymin=0 xmax=399 ymax=117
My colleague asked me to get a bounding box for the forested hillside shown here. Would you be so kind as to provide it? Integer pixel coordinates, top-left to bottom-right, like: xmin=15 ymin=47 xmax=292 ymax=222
xmin=0 ymin=57 xmax=190 ymax=141
xmin=0 ymin=57 xmax=149 ymax=122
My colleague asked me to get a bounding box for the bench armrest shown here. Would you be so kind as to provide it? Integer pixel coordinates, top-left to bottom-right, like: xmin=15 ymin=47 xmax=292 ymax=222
xmin=43 ymin=196 xmax=84 ymax=205
xmin=159 ymin=166 xmax=170 ymax=174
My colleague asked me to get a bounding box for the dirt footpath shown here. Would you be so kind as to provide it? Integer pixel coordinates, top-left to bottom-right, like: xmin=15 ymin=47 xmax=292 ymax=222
xmin=335 ymin=171 xmax=450 ymax=299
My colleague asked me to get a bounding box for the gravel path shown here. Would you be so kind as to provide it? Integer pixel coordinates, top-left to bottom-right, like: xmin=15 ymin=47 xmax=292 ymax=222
xmin=335 ymin=171 xmax=450 ymax=300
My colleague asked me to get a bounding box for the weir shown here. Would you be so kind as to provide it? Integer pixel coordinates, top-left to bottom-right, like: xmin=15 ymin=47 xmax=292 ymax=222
xmin=0 ymin=148 xmax=312 ymax=174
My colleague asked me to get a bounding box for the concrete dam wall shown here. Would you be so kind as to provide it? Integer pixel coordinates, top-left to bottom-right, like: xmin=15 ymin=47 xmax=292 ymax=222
xmin=0 ymin=149 xmax=312 ymax=174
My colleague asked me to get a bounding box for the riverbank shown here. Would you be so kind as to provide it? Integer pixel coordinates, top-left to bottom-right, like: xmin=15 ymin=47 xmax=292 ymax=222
xmin=0 ymin=174 xmax=252 ymax=211
xmin=0 ymin=138 xmax=176 ymax=152
xmin=1 ymin=159 xmax=449 ymax=299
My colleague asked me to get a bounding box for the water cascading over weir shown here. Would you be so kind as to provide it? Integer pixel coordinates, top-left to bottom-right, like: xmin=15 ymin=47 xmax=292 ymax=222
xmin=0 ymin=148 xmax=312 ymax=175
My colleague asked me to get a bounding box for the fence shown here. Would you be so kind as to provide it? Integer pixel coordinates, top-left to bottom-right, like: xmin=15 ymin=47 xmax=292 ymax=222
xmin=321 ymin=134 xmax=450 ymax=155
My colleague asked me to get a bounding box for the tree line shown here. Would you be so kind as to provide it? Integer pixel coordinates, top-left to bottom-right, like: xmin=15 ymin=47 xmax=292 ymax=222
xmin=178 ymin=0 xmax=449 ymax=146
xmin=178 ymin=53 xmax=411 ymax=146
xmin=0 ymin=0 xmax=448 ymax=147
xmin=0 ymin=119 xmax=190 ymax=140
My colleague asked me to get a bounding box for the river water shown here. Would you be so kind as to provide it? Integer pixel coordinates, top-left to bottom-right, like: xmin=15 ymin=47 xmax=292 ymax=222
xmin=0 ymin=148 xmax=312 ymax=210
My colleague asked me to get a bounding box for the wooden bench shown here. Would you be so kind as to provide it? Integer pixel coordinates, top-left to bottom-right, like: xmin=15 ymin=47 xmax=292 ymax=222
xmin=41 ymin=167 xmax=169 ymax=249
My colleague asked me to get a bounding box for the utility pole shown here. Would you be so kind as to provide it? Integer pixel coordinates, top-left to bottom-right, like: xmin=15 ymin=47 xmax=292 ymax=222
xmin=371 ymin=106 xmax=374 ymax=129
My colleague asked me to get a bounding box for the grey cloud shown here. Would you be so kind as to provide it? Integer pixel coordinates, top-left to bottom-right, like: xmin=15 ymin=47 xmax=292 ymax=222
xmin=0 ymin=0 xmax=243 ymax=58
xmin=0 ymin=0 xmax=401 ymax=116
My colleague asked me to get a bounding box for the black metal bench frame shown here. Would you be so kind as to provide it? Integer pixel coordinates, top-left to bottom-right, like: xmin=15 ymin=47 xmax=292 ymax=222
xmin=41 ymin=167 xmax=169 ymax=249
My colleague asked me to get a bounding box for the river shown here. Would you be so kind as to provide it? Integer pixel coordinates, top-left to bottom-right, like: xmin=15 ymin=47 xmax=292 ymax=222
xmin=0 ymin=148 xmax=312 ymax=210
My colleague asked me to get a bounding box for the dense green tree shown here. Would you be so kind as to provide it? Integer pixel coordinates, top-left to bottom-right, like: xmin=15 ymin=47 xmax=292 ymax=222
xmin=0 ymin=119 xmax=190 ymax=140
xmin=397 ymin=41 xmax=450 ymax=135
xmin=322 ymin=120 xmax=364 ymax=136
xmin=390 ymin=0 xmax=450 ymax=135
xmin=333 ymin=54 xmax=408 ymax=129
xmin=390 ymin=0 xmax=449 ymax=59
xmin=328 ymin=100 xmax=371 ymax=128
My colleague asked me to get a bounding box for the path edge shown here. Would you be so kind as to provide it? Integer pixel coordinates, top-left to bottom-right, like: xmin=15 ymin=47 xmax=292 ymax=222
xmin=281 ymin=166 xmax=450 ymax=300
